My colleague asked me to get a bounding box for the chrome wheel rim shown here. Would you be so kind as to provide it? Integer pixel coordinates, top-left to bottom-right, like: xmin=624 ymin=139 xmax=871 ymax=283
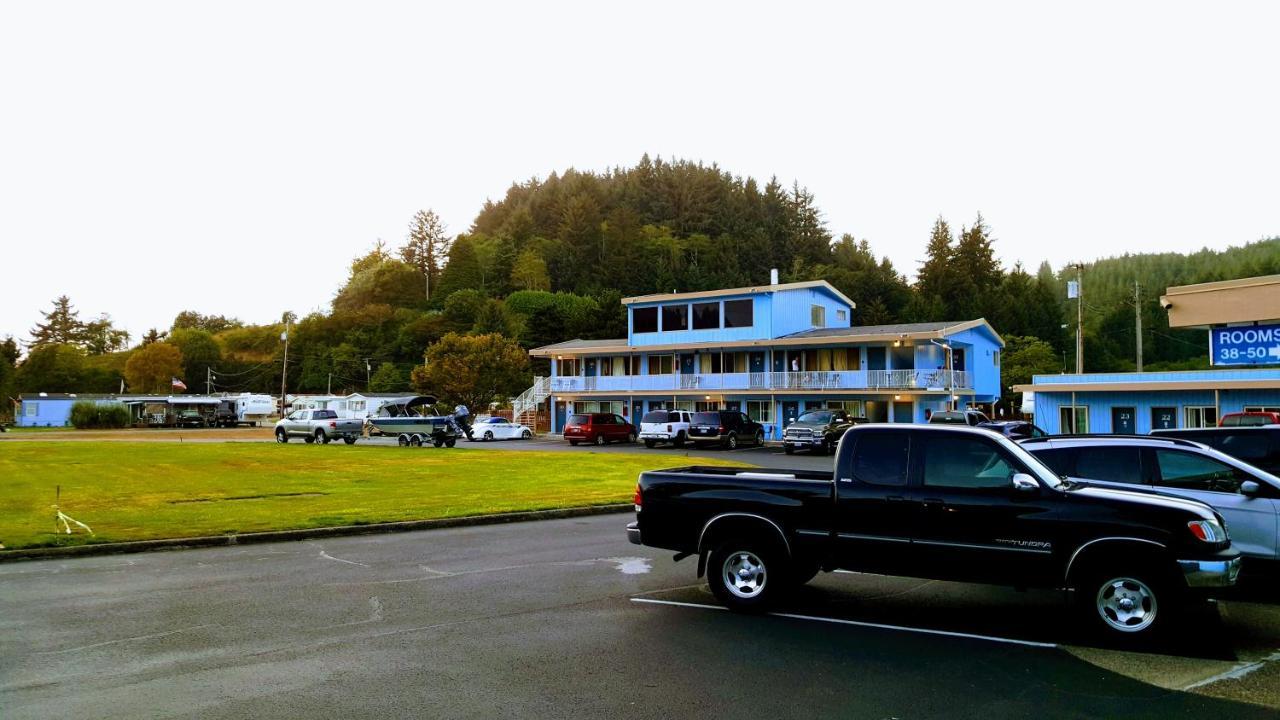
xmin=484 ymin=431 xmax=493 ymax=441
xmin=727 ymin=435 xmax=737 ymax=449
xmin=1096 ymin=577 xmax=1157 ymax=633
xmin=275 ymin=432 xmax=285 ymax=443
xmin=722 ymin=550 xmax=766 ymax=599
xmin=595 ymin=435 xmax=604 ymax=445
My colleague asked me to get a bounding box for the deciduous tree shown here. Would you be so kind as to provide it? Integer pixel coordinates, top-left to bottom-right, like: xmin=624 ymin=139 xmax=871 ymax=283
xmin=410 ymin=333 xmax=530 ymax=414
xmin=124 ymin=342 xmax=184 ymax=393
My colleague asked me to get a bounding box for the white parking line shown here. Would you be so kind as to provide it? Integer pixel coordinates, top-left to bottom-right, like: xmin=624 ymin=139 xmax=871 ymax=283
xmin=630 ymin=597 xmax=1057 ymax=649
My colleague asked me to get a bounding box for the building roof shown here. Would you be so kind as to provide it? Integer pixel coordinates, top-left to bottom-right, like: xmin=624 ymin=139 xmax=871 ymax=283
xmin=1160 ymin=273 xmax=1280 ymax=328
xmin=1013 ymin=368 xmax=1280 ymax=394
xmin=529 ymin=319 xmax=1002 ymax=357
xmin=621 ymin=280 xmax=856 ymax=309
xmin=18 ymin=393 xmax=114 ymax=400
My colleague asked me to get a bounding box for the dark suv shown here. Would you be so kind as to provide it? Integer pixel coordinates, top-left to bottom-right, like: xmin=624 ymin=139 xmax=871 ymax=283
xmin=783 ymin=409 xmax=861 ymax=455
xmin=1152 ymin=426 xmax=1280 ymax=475
xmin=688 ymin=410 xmax=765 ymax=449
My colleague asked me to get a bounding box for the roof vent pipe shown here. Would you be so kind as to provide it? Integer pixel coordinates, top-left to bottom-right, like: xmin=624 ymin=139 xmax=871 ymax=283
xmin=770 ymin=268 xmax=779 ymax=285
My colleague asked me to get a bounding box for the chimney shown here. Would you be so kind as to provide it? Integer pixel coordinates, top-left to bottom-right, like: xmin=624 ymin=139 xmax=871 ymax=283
xmin=769 ymin=268 xmax=779 ymax=285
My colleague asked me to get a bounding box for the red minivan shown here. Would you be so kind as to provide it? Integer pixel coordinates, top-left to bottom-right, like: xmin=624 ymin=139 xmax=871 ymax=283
xmin=564 ymin=413 xmax=636 ymax=446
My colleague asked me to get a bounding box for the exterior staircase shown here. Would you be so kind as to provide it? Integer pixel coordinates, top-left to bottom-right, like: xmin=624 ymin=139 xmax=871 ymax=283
xmin=511 ymin=376 xmax=550 ymax=432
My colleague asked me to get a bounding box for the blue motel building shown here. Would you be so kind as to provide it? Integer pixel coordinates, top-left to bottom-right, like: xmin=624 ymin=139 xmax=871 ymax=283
xmin=527 ymin=279 xmax=1005 ymax=437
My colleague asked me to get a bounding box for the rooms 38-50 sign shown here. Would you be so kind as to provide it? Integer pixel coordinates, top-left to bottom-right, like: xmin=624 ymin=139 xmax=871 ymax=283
xmin=1210 ymin=324 xmax=1280 ymax=366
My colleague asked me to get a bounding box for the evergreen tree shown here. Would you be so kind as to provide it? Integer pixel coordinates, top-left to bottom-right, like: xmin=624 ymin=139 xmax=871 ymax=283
xmin=436 ymin=234 xmax=486 ymax=298
xmin=29 ymin=296 xmax=84 ymax=347
xmin=400 ymin=209 xmax=451 ymax=300
xmin=82 ymin=314 xmax=130 ymax=355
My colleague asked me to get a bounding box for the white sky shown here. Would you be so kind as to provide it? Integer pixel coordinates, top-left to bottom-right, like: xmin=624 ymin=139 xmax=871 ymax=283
xmin=2 ymin=1 xmax=1278 ymax=343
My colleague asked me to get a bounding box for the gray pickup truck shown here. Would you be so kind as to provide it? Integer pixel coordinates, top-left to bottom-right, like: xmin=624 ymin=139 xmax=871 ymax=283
xmin=274 ymin=409 xmax=363 ymax=444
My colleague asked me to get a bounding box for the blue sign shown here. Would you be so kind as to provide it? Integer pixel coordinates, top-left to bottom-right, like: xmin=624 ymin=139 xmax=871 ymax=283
xmin=1210 ymin=324 xmax=1280 ymax=366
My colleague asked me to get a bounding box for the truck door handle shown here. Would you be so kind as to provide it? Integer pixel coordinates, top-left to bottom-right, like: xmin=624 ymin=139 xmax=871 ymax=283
xmin=922 ymin=498 xmax=946 ymax=510
xmin=885 ymin=496 xmax=906 ymax=503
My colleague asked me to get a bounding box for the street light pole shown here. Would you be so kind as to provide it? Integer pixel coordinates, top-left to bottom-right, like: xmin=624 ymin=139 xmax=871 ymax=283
xmin=1074 ymin=263 xmax=1084 ymax=374
xmin=279 ymin=318 xmax=290 ymax=417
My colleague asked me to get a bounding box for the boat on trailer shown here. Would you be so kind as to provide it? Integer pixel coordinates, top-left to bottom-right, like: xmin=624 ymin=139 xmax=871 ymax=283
xmin=366 ymin=395 xmax=460 ymax=447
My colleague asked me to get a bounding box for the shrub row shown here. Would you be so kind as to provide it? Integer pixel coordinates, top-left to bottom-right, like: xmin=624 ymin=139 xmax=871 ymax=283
xmin=69 ymin=401 xmax=131 ymax=429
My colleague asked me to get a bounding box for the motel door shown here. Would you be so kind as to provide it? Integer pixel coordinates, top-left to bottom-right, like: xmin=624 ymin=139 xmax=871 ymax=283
xmin=782 ymin=401 xmax=800 ymax=427
xmin=1111 ymin=407 xmax=1136 ymax=434
xmin=1151 ymin=407 xmax=1177 ymax=431
xmin=680 ymin=354 xmax=696 ymax=375
xmin=554 ymin=401 xmax=567 ymax=432
xmin=584 ymin=359 xmax=597 ymax=377
xmin=749 ymin=352 xmax=766 ymax=373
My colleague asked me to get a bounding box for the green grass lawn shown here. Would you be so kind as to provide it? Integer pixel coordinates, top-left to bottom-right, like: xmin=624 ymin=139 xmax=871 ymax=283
xmin=0 ymin=442 xmax=745 ymax=550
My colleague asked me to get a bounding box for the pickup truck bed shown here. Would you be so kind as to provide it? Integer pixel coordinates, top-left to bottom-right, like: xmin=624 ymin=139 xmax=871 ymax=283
xmin=629 ymin=425 xmax=1241 ymax=641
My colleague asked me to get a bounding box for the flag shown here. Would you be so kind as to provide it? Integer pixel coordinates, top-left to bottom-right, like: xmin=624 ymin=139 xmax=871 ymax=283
xmin=1067 ymin=280 xmax=1079 ymax=299
xmin=171 ymin=377 xmax=187 ymax=391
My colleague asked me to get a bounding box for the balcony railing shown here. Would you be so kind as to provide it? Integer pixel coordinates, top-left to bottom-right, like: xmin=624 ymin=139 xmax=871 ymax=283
xmin=547 ymin=370 xmax=972 ymax=394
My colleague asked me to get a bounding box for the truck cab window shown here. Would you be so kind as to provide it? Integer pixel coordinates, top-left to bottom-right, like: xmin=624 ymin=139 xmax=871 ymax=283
xmin=923 ymin=436 xmax=1015 ymax=489
xmin=851 ymin=432 xmax=908 ymax=486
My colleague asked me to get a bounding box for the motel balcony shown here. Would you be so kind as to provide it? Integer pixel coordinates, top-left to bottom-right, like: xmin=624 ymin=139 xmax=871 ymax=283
xmin=548 ymin=369 xmax=973 ymax=394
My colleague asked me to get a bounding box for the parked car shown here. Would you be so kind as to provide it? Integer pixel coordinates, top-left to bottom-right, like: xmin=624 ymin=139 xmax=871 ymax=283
xmin=1019 ymin=434 xmax=1280 ymax=571
xmin=928 ymin=409 xmax=991 ymax=426
xmin=475 ymin=416 xmax=533 ymax=441
xmin=274 ymin=409 xmax=363 ymax=445
xmin=688 ymin=410 xmax=765 ymax=449
xmin=783 ymin=409 xmax=861 ymax=455
xmin=564 ymin=413 xmax=636 ymax=446
xmin=639 ymin=410 xmax=693 ymax=448
xmin=628 ymin=424 xmax=1240 ymax=640
xmin=1152 ymin=426 xmax=1280 ymax=474
xmin=176 ymin=409 xmax=207 ymax=428
xmin=1220 ymin=411 xmax=1280 ymax=427
xmin=213 ymin=401 xmax=239 ymax=428
xmin=977 ymin=420 xmax=1048 ymax=439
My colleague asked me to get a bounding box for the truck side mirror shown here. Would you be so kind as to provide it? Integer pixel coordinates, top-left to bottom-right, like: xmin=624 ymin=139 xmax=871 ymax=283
xmin=1011 ymin=473 xmax=1039 ymax=493
xmin=1241 ymin=480 xmax=1261 ymax=497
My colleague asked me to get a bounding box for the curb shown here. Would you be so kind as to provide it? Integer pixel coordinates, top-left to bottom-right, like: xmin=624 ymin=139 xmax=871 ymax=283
xmin=0 ymin=503 xmax=633 ymax=563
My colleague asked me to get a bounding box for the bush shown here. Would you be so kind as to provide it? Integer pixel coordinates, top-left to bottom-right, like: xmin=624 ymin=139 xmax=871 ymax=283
xmin=70 ymin=400 xmax=131 ymax=429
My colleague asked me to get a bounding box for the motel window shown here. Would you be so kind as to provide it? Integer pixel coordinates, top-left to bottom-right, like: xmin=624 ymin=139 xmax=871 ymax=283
xmin=695 ymin=401 xmax=721 ymax=412
xmin=599 ymin=358 xmax=612 ymax=376
xmin=633 ymin=307 xmax=658 ymax=334
xmin=661 ymin=304 xmax=688 ymax=332
xmin=558 ymin=358 xmax=579 ymax=376
xmin=1184 ymin=406 xmax=1217 ymax=429
xmin=672 ymin=401 xmax=694 ymax=412
xmin=648 ymin=355 xmax=674 ymax=375
xmin=724 ymin=299 xmax=753 ymax=328
xmin=630 ymin=356 xmax=641 ymax=376
xmin=811 ymin=305 xmax=826 ymax=327
xmin=747 ymin=401 xmax=772 ymax=423
xmin=1060 ymin=406 xmax=1088 ymax=435
xmin=836 ymin=309 xmax=847 ymax=324
xmin=692 ymin=302 xmax=720 ymax=330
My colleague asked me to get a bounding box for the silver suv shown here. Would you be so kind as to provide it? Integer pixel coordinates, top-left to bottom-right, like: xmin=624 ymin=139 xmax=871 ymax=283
xmin=1019 ymin=435 xmax=1280 ymax=566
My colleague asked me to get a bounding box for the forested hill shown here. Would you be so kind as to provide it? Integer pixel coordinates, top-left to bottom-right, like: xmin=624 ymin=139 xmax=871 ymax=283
xmin=6 ymin=154 xmax=1278 ymax=403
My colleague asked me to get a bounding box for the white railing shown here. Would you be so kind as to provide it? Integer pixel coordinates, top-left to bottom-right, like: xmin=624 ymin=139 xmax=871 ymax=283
xmin=511 ymin=376 xmax=550 ymax=429
xmin=543 ymin=370 xmax=973 ymax=393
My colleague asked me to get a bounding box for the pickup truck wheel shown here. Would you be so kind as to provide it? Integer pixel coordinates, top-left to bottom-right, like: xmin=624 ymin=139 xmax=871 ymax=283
xmin=724 ymin=433 xmax=738 ymax=450
xmin=1078 ymin=568 xmax=1172 ymax=638
xmin=275 ymin=429 xmax=288 ymax=444
xmin=708 ymin=542 xmax=782 ymax=612
xmin=343 ymin=436 xmax=356 ymax=445
xmin=644 ymin=439 xmax=656 ymax=448
xmin=784 ymin=445 xmax=794 ymax=455
xmin=673 ymin=433 xmax=686 ymax=448
xmin=303 ymin=434 xmax=315 ymax=444
xmin=754 ymin=430 xmax=764 ymax=447
xmin=315 ymin=429 xmax=329 ymax=445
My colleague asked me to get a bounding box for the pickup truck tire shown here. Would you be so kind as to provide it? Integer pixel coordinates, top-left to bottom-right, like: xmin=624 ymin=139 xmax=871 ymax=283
xmin=708 ymin=541 xmax=784 ymax=612
xmin=303 ymin=434 xmax=315 ymax=444
xmin=784 ymin=445 xmax=795 ymax=455
xmin=674 ymin=433 xmax=686 ymax=448
xmin=343 ymin=436 xmax=357 ymax=445
xmin=315 ymin=429 xmax=329 ymax=445
xmin=275 ymin=429 xmax=288 ymax=444
xmin=1077 ymin=565 xmax=1176 ymax=639
xmin=644 ymin=439 xmax=656 ymax=448
xmin=754 ymin=430 xmax=764 ymax=447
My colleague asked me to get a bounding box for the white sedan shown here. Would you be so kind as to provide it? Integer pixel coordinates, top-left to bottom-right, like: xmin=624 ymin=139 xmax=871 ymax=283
xmin=474 ymin=416 xmax=533 ymax=441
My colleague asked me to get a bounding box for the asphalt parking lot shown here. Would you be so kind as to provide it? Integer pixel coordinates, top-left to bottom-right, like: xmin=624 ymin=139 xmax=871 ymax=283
xmin=4 ymin=514 xmax=1280 ymax=719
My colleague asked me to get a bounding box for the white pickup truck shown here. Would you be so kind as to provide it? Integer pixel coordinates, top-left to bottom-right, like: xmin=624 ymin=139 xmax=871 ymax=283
xmin=275 ymin=409 xmax=363 ymax=445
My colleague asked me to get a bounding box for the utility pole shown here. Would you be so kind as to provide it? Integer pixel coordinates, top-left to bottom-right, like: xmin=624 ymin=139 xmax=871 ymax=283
xmin=279 ymin=318 xmax=290 ymax=417
xmin=365 ymin=359 xmax=372 ymax=390
xmin=206 ymin=366 xmax=212 ymax=395
xmin=1134 ymin=280 xmax=1143 ymax=372
xmin=327 ymin=373 xmax=332 ymax=395
xmin=1075 ymin=263 xmax=1085 ymax=376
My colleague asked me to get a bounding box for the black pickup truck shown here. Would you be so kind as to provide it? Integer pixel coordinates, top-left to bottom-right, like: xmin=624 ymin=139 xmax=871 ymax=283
xmin=628 ymin=425 xmax=1241 ymax=639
